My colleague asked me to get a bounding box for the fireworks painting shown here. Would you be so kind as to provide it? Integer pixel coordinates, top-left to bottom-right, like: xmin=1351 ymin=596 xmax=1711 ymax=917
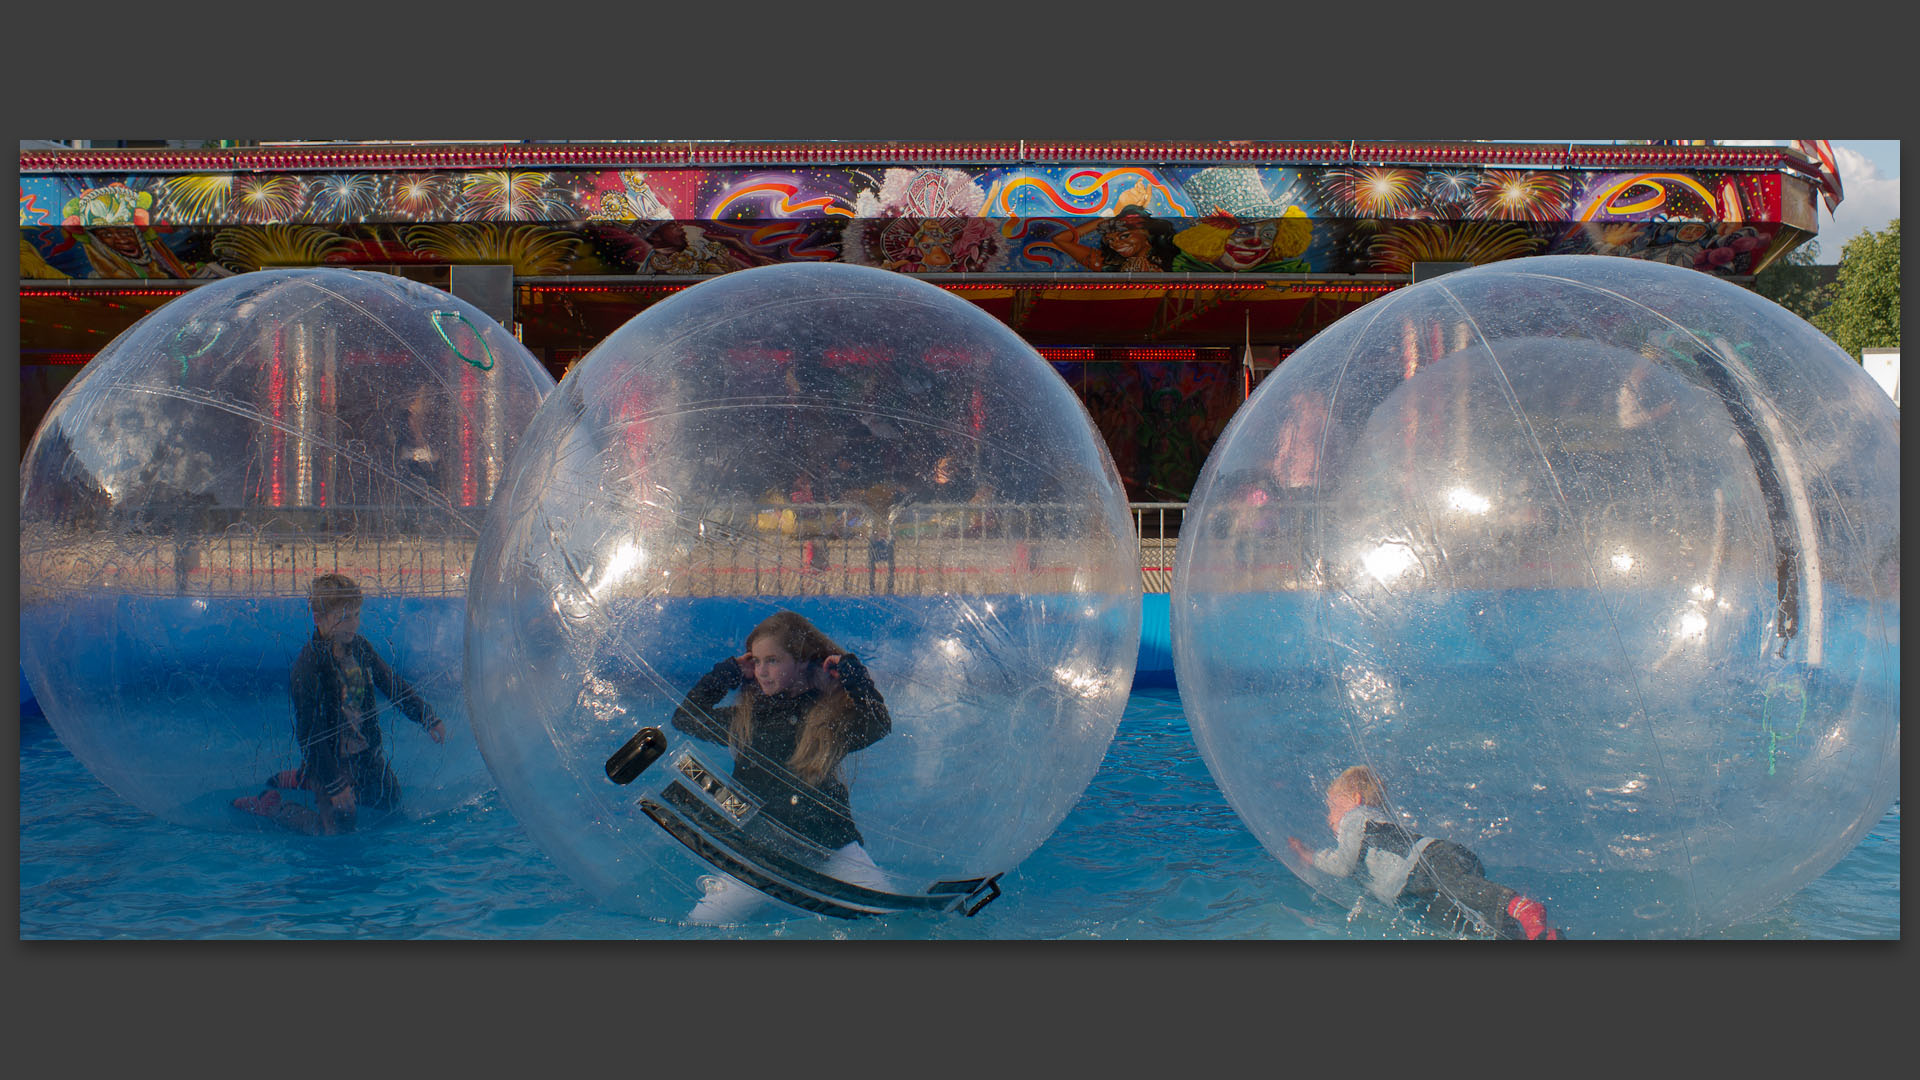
xmin=308 ymin=173 xmax=384 ymax=220
xmin=390 ymin=173 xmax=455 ymax=219
xmin=1366 ymin=220 xmax=1544 ymax=273
xmin=231 ymin=174 xmax=306 ymax=224
xmin=211 ymin=224 xmax=351 ymax=271
xmin=1465 ymin=170 xmax=1573 ymax=223
xmin=403 ymin=223 xmax=582 ymax=275
xmin=1422 ymin=170 xmax=1477 ymax=204
xmin=154 ymin=174 xmax=233 ymax=223
xmin=461 ymin=171 xmax=563 ymax=222
xmin=1319 ymin=167 xmax=1424 ymax=217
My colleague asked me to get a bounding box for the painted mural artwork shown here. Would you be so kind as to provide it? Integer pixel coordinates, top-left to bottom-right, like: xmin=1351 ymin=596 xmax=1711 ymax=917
xmin=842 ymin=168 xmax=1002 ymax=272
xmin=20 ymin=162 xmax=1799 ymax=280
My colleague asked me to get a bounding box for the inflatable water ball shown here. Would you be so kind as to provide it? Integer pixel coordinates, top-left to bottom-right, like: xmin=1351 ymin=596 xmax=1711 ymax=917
xmin=19 ymin=269 xmax=555 ymax=832
xmin=465 ymin=262 xmax=1140 ymax=924
xmin=1172 ymin=255 xmax=1899 ymax=939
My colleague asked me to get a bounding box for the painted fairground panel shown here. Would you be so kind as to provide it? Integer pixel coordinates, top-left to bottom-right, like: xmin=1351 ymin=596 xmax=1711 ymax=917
xmin=21 ymin=163 xmax=1812 ymax=281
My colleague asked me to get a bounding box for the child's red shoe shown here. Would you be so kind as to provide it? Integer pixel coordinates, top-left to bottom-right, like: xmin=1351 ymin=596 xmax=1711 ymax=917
xmin=1507 ymin=895 xmax=1559 ymax=940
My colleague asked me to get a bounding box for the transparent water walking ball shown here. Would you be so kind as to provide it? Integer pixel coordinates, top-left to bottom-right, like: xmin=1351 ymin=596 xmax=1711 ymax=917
xmin=19 ymin=268 xmax=555 ymax=831
xmin=1172 ymin=255 xmax=1899 ymax=938
xmin=464 ymin=262 xmax=1140 ymax=924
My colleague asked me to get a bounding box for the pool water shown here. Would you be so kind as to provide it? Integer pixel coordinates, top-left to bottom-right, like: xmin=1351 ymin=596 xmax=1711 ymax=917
xmin=18 ymin=688 xmax=1899 ymax=940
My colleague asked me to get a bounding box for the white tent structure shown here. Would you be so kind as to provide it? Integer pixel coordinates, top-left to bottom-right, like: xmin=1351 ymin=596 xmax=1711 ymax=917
xmin=1861 ymin=348 xmax=1899 ymax=407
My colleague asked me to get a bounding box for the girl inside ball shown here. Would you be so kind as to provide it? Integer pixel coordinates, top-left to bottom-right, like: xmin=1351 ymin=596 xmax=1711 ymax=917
xmin=666 ymin=609 xmax=895 ymax=923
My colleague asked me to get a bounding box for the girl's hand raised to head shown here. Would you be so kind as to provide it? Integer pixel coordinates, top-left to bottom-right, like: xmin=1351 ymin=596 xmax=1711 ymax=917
xmin=733 ymin=653 xmax=755 ymax=683
xmin=812 ymin=654 xmax=843 ymax=693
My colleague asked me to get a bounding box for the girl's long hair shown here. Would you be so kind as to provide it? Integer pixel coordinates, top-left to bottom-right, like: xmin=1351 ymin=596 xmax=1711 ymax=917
xmin=730 ymin=611 xmax=856 ymax=786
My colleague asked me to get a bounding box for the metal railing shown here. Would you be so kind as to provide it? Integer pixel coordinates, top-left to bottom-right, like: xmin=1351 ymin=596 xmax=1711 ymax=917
xmin=25 ymin=496 xmax=1885 ymax=603
xmin=21 ymin=499 xmax=1170 ymax=601
xmin=665 ymin=499 xmax=1103 ymax=598
xmin=18 ymin=521 xmax=477 ymax=602
xmin=1131 ymin=502 xmax=1186 ymax=593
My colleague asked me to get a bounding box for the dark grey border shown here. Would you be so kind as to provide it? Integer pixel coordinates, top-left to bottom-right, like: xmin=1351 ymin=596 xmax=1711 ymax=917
xmin=8 ymin=1 xmax=1911 ymax=1072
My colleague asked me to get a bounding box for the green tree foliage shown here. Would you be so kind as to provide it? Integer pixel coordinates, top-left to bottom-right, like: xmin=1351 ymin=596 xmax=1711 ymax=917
xmin=1751 ymin=239 xmax=1831 ymax=322
xmin=1812 ymin=219 xmax=1901 ymax=359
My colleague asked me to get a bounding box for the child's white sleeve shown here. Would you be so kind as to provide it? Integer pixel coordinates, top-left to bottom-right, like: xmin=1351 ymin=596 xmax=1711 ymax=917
xmin=1311 ymin=810 xmax=1369 ymax=877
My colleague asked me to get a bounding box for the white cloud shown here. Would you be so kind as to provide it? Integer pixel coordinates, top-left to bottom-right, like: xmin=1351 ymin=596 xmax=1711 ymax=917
xmin=1831 ymin=145 xmax=1881 ymax=182
xmin=1819 ymin=145 xmax=1899 ymax=262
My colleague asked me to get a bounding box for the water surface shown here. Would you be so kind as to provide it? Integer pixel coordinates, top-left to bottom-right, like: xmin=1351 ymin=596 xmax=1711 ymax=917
xmin=18 ymin=689 xmax=1898 ymax=940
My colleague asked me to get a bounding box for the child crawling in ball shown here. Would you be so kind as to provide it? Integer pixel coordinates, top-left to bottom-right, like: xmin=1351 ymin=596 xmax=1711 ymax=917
xmin=1288 ymin=765 xmax=1562 ymax=940
xmin=234 ymin=573 xmax=446 ymax=834
xmin=668 ymin=610 xmax=894 ymax=924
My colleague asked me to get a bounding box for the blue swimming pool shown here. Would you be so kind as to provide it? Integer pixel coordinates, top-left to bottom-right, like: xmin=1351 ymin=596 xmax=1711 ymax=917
xmin=17 ymin=686 xmax=1898 ymax=940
